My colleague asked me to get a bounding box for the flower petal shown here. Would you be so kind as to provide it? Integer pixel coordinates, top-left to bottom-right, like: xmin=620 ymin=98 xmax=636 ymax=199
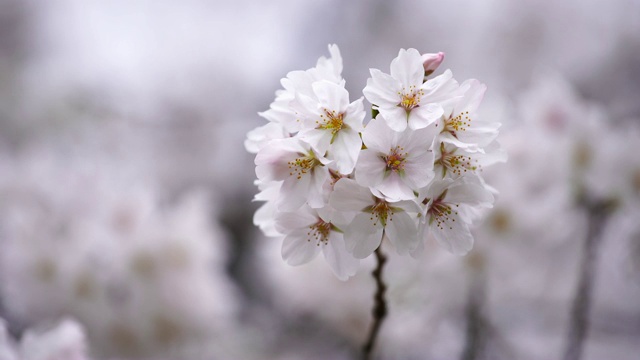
xmin=431 ymin=212 xmax=474 ymax=255
xmin=330 ymin=178 xmax=374 ymax=212
xmin=322 ymin=233 xmax=360 ymax=280
xmin=354 ymin=149 xmax=386 ymax=188
xmin=363 ymin=69 xmax=401 ymax=106
xmin=281 ymin=230 xmax=322 ymax=265
xmin=385 ymin=211 xmax=418 ymax=255
xmin=362 ymin=115 xmax=398 ymax=152
xmin=344 ymin=212 xmax=384 ymax=259
xmin=390 ymin=48 xmax=424 ymax=89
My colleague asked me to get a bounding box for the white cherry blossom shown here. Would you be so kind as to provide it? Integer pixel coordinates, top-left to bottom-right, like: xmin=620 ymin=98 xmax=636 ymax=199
xmin=433 ymin=140 xmax=506 ymax=179
xmin=417 ymin=176 xmax=494 ymax=255
xmin=436 ymin=79 xmax=500 ymax=150
xmin=294 ymin=80 xmax=365 ymax=174
xmin=255 ymin=138 xmax=330 ymax=211
xmin=274 ymin=205 xmax=359 ymax=280
xmin=355 ymin=116 xmax=436 ymax=200
xmin=363 ymin=48 xmax=458 ymax=132
xmin=258 ymin=44 xmax=344 ymax=133
xmin=330 ymin=178 xmax=420 ymax=258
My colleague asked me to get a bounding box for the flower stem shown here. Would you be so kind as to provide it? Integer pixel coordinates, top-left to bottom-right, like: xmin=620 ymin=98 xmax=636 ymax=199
xmin=362 ymin=247 xmax=388 ymax=360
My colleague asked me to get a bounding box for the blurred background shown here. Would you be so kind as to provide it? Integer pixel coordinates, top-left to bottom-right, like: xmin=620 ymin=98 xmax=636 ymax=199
xmin=0 ymin=0 xmax=639 ymax=359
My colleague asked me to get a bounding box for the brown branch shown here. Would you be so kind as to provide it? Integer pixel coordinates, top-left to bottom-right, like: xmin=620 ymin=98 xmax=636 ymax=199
xmin=362 ymin=247 xmax=388 ymax=360
xmin=563 ymin=199 xmax=615 ymax=360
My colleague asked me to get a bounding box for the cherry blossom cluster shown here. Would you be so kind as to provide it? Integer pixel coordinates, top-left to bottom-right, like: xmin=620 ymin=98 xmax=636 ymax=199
xmin=246 ymin=45 xmax=505 ymax=280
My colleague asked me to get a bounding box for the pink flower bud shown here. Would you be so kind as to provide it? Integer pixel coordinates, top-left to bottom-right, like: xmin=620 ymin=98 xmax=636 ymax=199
xmin=421 ymin=52 xmax=445 ymax=76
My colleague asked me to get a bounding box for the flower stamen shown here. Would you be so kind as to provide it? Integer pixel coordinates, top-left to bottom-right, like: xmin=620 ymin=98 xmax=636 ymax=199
xmin=384 ymin=146 xmax=408 ymax=173
xmin=317 ymin=108 xmax=345 ymax=135
xmin=287 ymin=153 xmax=321 ymax=180
xmin=397 ymin=86 xmax=424 ymax=112
xmin=306 ymin=219 xmax=332 ymax=246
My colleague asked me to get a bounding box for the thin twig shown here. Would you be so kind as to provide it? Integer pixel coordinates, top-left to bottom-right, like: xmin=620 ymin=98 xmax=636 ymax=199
xmin=563 ymin=199 xmax=615 ymax=360
xmin=362 ymin=247 xmax=388 ymax=360
xmin=461 ymin=257 xmax=487 ymax=360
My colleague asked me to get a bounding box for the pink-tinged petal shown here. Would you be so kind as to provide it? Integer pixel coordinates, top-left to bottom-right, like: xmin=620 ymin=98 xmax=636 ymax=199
xmin=477 ymin=141 xmax=508 ymax=166
xmin=330 ymin=178 xmax=375 ymax=212
xmin=345 ymin=212 xmax=384 ymax=258
xmin=456 ymin=79 xmax=486 ymax=115
xmin=274 ymin=206 xmax=318 ymax=233
xmin=422 ymin=52 xmax=445 ymax=74
xmin=362 ymin=115 xmax=399 ymax=151
xmin=431 ymin=213 xmax=474 ymax=255
xmin=408 ymin=103 xmax=443 ymax=130
xmin=343 ymin=97 xmax=365 ymax=132
xmin=444 ymin=179 xmax=494 ymax=206
xmin=253 ymin=200 xmax=281 ymax=237
xmin=354 ymin=149 xmax=386 ymax=188
xmin=322 ymin=233 xmax=360 ymax=280
xmin=394 ymin=199 xmax=424 ymax=214
xmin=390 ymin=48 xmax=424 ymax=89
xmin=376 ymin=172 xmax=415 ymax=201
xmin=292 ymin=91 xmax=322 ymax=121
xmin=253 ymin=179 xmax=281 ymax=201
xmin=278 ymin=173 xmax=312 ymax=211
xmin=402 ymin=151 xmax=435 ymax=189
xmin=330 ymin=129 xmax=361 ymax=174
xmin=298 ymin=128 xmax=332 ymax=155
xmin=308 ymin=167 xmax=330 ymax=208
xmin=363 ymin=69 xmax=401 ymax=106
xmin=245 ymin=122 xmax=288 ymax=154
xmin=453 ymin=122 xmax=500 ymax=148
xmin=313 ymin=81 xmax=349 ymax=113
xmin=384 ymin=211 xmax=418 ymax=255
xmin=282 ymin=230 xmax=322 ymax=265
xmin=254 ymin=143 xmax=298 ymax=182
xmin=420 ymin=178 xmax=455 ymax=201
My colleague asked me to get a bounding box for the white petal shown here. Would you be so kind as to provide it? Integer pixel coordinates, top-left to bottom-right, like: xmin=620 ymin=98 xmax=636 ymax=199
xmin=376 ymin=172 xmax=415 ymax=201
xmin=390 ymin=48 xmax=424 ymax=89
xmin=378 ymin=107 xmax=408 ymax=132
xmin=313 ymin=80 xmax=349 ymax=113
xmin=363 ymin=69 xmax=401 ymax=106
xmin=431 ymin=212 xmax=474 ymax=255
xmin=298 ymin=128 xmax=332 ymax=155
xmin=402 ymin=151 xmax=435 ymax=189
xmin=253 ymin=201 xmax=281 ymax=237
xmin=361 ymin=116 xmax=397 ymax=152
xmin=343 ymin=98 xmax=365 ymax=132
xmin=278 ymin=174 xmax=312 ymax=211
xmin=456 ymin=79 xmax=486 ymax=115
xmin=345 ymin=212 xmax=384 ymax=259
xmin=408 ymin=103 xmax=443 ymax=130
xmin=282 ymin=230 xmax=322 ymax=265
xmin=330 ymin=178 xmax=374 ymax=212
xmin=330 ymin=129 xmax=361 ymax=174
xmin=444 ymin=178 xmax=494 ymax=206
xmin=322 ymin=233 xmax=360 ymax=280
xmin=384 ymin=211 xmax=418 ymax=255
xmin=422 ymin=69 xmax=454 ymax=96
xmin=308 ymin=167 xmax=331 ymax=208
xmin=354 ymin=149 xmax=386 ymax=188
xmin=274 ymin=205 xmax=318 ymax=233
xmin=255 ymin=138 xmax=307 ymax=181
